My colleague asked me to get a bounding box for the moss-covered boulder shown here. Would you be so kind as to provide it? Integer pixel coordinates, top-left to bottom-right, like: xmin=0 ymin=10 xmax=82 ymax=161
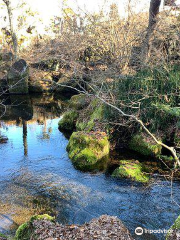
xmin=67 ymin=131 xmax=109 ymax=171
xmin=15 ymin=214 xmax=54 ymax=240
xmin=76 ymin=99 xmax=104 ymax=132
xmin=69 ymin=94 xmax=88 ymax=110
xmin=112 ymin=160 xmax=149 ymax=183
xmin=166 ymin=215 xmax=180 ymax=240
xmin=129 ymin=134 xmax=162 ymax=157
xmin=58 ymin=111 xmax=78 ymax=131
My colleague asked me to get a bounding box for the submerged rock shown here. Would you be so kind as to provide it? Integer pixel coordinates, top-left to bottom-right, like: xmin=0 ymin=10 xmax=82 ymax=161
xmin=67 ymin=131 xmax=109 ymax=171
xmin=112 ymin=160 xmax=149 ymax=183
xmin=166 ymin=215 xmax=180 ymax=240
xmin=129 ymin=134 xmax=162 ymax=157
xmin=58 ymin=110 xmax=79 ymax=131
xmin=0 ymin=136 xmax=8 ymax=144
xmin=15 ymin=215 xmax=134 ymax=240
xmin=7 ymin=59 xmax=29 ymax=94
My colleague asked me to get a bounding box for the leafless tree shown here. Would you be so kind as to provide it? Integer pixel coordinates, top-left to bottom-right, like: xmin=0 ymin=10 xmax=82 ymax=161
xmin=2 ymin=0 xmax=18 ymax=59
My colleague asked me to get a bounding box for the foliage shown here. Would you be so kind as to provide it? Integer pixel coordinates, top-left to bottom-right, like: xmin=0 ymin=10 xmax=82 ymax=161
xmin=106 ymin=65 xmax=180 ymax=137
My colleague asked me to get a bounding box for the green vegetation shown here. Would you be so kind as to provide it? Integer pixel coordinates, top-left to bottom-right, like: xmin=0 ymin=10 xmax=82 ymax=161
xmin=58 ymin=110 xmax=78 ymax=131
xmin=166 ymin=215 xmax=180 ymax=240
xmin=0 ymin=233 xmax=7 ymax=239
xmin=116 ymin=66 xmax=180 ymax=133
xmin=112 ymin=160 xmax=149 ymax=183
xmin=67 ymin=131 xmax=109 ymax=171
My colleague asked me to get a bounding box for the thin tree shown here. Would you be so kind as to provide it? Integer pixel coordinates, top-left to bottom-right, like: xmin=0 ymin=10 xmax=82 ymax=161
xmin=3 ymin=0 xmax=18 ymax=60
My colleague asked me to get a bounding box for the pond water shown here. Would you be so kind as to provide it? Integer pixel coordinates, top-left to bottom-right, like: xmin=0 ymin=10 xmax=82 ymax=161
xmin=0 ymin=94 xmax=180 ymax=240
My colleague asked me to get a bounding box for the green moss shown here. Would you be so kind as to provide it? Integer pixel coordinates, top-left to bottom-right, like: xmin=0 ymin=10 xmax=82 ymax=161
xmin=58 ymin=110 xmax=78 ymax=131
xmin=76 ymin=100 xmax=104 ymax=132
xmin=67 ymin=131 xmax=109 ymax=171
xmin=15 ymin=222 xmax=30 ymax=240
xmin=112 ymin=160 xmax=149 ymax=183
xmin=129 ymin=134 xmax=162 ymax=157
xmin=29 ymin=214 xmax=54 ymax=223
xmin=69 ymin=94 xmax=87 ymax=110
xmin=15 ymin=214 xmax=54 ymax=240
xmin=166 ymin=215 xmax=180 ymax=240
xmin=171 ymin=216 xmax=180 ymax=230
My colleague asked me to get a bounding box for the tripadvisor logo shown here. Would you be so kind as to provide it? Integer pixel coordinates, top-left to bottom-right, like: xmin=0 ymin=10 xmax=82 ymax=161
xmin=135 ymin=227 xmax=173 ymax=235
xmin=135 ymin=227 xmax=144 ymax=235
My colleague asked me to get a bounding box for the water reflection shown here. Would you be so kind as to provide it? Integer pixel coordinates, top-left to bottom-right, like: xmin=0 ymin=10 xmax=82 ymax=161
xmin=0 ymin=94 xmax=65 ymax=156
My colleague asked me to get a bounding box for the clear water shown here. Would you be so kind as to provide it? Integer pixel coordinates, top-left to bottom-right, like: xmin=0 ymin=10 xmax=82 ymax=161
xmin=0 ymin=95 xmax=180 ymax=240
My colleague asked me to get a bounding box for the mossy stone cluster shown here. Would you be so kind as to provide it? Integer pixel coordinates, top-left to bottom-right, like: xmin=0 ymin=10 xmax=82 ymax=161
xmin=58 ymin=110 xmax=78 ymax=131
xmin=15 ymin=214 xmax=54 ymax=240
xmin=129 ymin=134 xmax=162 ymax=157
xmin=112 ymin=160 xmax=149 ymax=183
xmin=67 ymin=131 xmax=109 ymax=171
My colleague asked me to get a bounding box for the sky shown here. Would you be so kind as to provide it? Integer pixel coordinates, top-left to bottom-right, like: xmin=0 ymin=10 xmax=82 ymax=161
xmin=25 ymin=0 xmax=180 ymax=22
xmin=0 ymin=0 xmax=180 ymax=32
xmin=27 ymin=0 xmax=150 ymax=20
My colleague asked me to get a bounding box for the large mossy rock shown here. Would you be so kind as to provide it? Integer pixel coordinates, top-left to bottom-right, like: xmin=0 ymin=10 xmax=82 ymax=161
xmin=67 ymin=131 xmax=110 ymax=171
xmin=129 ymin=134 xmax=162 ymax=157
xmin=58 ymin=110 xmax=78 ymax=131
xmin=69 ymin=94 xmax=88 ymax=110
xmin=112 ymin=160 xmax=149 ymax=183
xmin=7 ymin=59 xmax=29 ymax=94
xmin=76 ymin=99 xmax=104 ymax=132
xmin=15 ymin=214 xmax=54 ymax=240
xmin=166 ymin=215 xmax=180 ymax=240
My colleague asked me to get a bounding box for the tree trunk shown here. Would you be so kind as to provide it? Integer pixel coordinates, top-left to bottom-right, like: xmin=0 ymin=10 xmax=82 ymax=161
xmin=3 ymin=0 xmax=18 ymax=60
xmin=141 ymin=0 xmax=161 ymax=66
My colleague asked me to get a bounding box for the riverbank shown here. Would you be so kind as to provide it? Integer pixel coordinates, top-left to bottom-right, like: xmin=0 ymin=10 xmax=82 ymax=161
xmin=13 ymin=214 xmax=134 ymax=240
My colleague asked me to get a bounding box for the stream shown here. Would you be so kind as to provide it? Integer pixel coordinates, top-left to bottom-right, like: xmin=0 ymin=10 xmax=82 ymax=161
xmin=0 ymin=94 xmax=180 ymax=240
